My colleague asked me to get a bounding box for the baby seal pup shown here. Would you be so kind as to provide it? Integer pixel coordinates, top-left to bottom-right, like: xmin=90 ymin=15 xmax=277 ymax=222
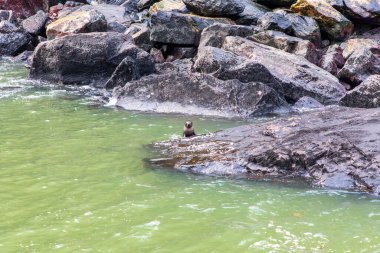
xmin=183 ymin=121 xmax=196 ymax=137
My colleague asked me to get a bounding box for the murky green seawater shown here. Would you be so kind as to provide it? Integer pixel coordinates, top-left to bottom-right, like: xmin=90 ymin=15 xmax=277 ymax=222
xmin=0 ymin=60 xmax=379 ymax=253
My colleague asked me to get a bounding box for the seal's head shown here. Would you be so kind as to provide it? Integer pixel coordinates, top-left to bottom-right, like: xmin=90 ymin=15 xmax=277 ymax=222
xmin=184 ymin=121 xmax=193 ymax=129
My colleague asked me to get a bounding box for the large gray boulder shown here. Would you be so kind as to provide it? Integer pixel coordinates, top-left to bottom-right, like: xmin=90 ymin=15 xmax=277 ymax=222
xmin=151 ymin=107 xmax=380 ymax=195
xmin=0 ymin=21 xmax=31 ymax=56
xmin=199 ymin=24 xmax=255 ymax=48
xmin=58 ymin=4 xmax=129 ymax=24
xmin=257 ymin=12 xmax=293 ymax=34
xmin=182 ymin=0 xmax=245 ymax=17
xmin=22 ymin=10 xmax=48 ymax=36
xmin=236 ymin=0 xmax=270 ymax=25
xmin=343 ymin=0 xmax=380 ymax=25
xmin=125 ymin=23 xmax=152 ymax=51
xmin=29 ymin=32 xmax=135 ymax=87
xmin=249 ymin=30 xmax=319 ymax=64
xmin=285 ymin=12 xmax=321 ymax=45
xmin=46 ymin=9 xmax=107 ymax=39
xmin=338 ymin=48 xmax=380 ymax=85
xmin=105 ymin=45 xmax=155 ymax=89
xmin=150 ymin=11 xmax=233 ymax=46
xmin=221 ymin=36 xmax=345 ymax=103
xmin=112 ymin=72 xmax=288 ymax=118
xmin=291 ymin=0 xmax=353 ymax=41
xmin=341 ymin=75 xmax=380 ymax=108
xmin=194 ymin=46 xmax=284 ymax=93
xmin=341 ymin=28 xmax=380 ymax=59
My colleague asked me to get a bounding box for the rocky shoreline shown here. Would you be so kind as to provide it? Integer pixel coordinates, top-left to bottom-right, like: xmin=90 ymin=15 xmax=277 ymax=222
xmin=1 ymin=0 xmax=379 ymax=193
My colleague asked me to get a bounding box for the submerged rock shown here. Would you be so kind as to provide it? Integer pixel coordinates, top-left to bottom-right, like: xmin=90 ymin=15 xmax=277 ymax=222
xmin=221 ymin=36 xmax=346 ymax=103
xmin=30 ymin=32 xmax=134 ymax=87
xmin=112 ymin=72 xmax=288 ymax=118
xmin=151 ymin=107 xmax=380 ymax=195
xmin=341 ymin=75 xmax=380 ymax=108
xmin=291 ymin=0 xmax=353 ymax=41
xmin=182 ymin=0 xmax=245 ymax=17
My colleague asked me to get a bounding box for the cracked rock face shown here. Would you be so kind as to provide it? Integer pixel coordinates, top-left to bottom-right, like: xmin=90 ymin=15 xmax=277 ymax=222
xmin=151 ymin=107 xmax=380 ymax=195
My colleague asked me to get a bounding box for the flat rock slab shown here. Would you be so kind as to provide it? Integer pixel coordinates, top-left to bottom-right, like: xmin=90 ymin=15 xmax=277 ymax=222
xmin=151 ymin=107 xmax=380 ymax=195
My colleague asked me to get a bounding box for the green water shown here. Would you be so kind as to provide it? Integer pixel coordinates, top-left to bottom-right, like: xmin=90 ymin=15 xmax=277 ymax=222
xmin=0 ymin=60 xmax=379 ymax=253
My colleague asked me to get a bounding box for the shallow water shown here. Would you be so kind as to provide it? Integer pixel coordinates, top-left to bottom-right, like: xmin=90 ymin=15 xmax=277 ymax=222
xmin=0 ymin=60 xmax=379 ymax=253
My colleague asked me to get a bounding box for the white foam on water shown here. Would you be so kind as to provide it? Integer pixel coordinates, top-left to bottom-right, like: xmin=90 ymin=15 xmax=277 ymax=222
xmin=368 ymin=213 xmax=380 ymax=219
xmin=248 ymin=205 xmax=266 ymax=215
xmin=54 ymin=244 xmax=64 ymax=249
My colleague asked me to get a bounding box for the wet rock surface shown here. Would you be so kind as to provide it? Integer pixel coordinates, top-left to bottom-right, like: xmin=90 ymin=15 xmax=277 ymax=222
xmin=151 ymin=107 xmax=380 ymax=195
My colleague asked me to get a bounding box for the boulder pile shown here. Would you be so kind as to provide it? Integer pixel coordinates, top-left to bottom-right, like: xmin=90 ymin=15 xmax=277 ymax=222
xmin=0 ymin=0 xmax=379 ymax=115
